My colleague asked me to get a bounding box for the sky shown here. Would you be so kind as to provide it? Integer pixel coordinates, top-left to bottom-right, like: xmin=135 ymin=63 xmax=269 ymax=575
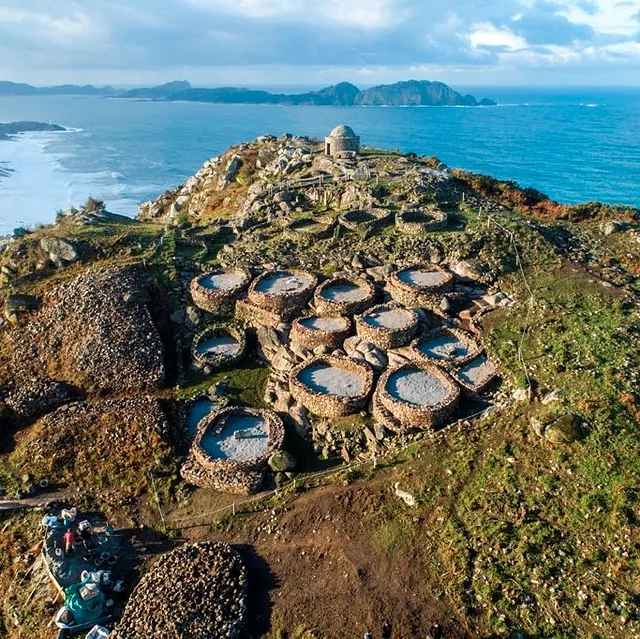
xmin=0 ymin=0 xmax=639 ymax=86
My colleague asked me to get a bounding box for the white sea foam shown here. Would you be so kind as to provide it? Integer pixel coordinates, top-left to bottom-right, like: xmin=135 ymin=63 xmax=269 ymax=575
xmin=0 ymin=132 xmax=138 ymax=235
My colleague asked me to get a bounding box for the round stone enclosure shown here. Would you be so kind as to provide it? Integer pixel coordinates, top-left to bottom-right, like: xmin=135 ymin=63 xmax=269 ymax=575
xmin=376 ymin=363 xmax=460 ymax=429
xmin=391 ymin=264 xmax=454 ymax=294
xmin=339 ymin=208 xmax=393 ymax=233
xmin=355 ymin=303 xmax=419 ymax=349
xmin=288 ymin=216 xmax=335 ymax=240
xmin=192 ymin=325 xmax=246 ymax=369
xmin=410 ymin=328 xmax=482 ymax=368
xmin=395 ymin=206 xmax=447 ymax=235
xmin=314 ymin=275 xmax=376 ymax=316
xmin=450 ymin=354 xmax=499 ymax=396
xmin=194 ymin=406 xmax=284 ymax=469
xmin=190 ymin=267 xmax=251 ymax=315
xmin=290 ymin=314 xmax=352 ymax=351
xmin=248 ymin=269 xmax=317 ymax=316
xmin=290 ymin=355 xmax=374 ymax=417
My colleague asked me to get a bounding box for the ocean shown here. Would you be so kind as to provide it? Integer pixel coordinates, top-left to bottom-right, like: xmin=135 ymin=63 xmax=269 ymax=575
xmin=0 ymin=86 xmax=638 ymax=235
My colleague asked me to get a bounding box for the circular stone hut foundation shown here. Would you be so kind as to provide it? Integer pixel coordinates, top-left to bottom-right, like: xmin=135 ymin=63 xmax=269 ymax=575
xmin=192 ymin=324 xmax=246 ymax=370
xmin=287 ymin=216 xmax=336 ymax=240
xmin=180 ymin=406 xmax=285 ymax=494
xmin=389 ymin=264 xmax=455 ymax=305
xmin=410 ymin=327 xmax=482 ymax=369
xmin=338 ymin=208 xmax=393 ymax=234
xmin=395 ymin=206 xmax=448 ymax=235
xmin=375 ymin=363 xmax=460 ymax=430
xmin=314 ymin=275 xmax=376 ymax=316
xmin=190 ymin=267 xmax=251 ymax=315
xmin=449 ymin=354 xmax=499 ymax=396
xmin=290 ymin=315 xmax=351 ymax=351
xmin=247 ymin=269 xmax=317 ymax=320
xmin=355 ymin=303 xmax=419 ymax=350
xmin=290 ymin=355 xmax=374 ymax=417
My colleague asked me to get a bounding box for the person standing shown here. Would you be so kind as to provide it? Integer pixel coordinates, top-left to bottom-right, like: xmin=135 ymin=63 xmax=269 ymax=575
xmin=63 ymin=528 xmax=75 ymax=555
xmin=381 ymin=620 xmax=392 ymax=639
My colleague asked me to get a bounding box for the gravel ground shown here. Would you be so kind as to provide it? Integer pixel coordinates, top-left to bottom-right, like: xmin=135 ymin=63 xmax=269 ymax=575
xmin=298 ymin=363 xmax=366 ymax=397
xmin=364 ymin=307 xmax=413 ymax=329
xmin=387 ymin=369 xmax=449 ymax=406
xmin=201 ymin=414 xmax=269 ymax=461
xmin=199 ymin=271 xmax=247 ymax=290
xmin=196 ymin=335 xmax=241 ymax=356
xmin=398 ymin=268 xmax=449 ymax=287
xmin=320 ymin=282 xmax=367 ymax=302
xmin=301 ymin=316 xmax=349 ymax=331
xmin=255 ymin=273 xmax=311 ymax=294
xmin=457 ymin=355 xmax=497 ymax=385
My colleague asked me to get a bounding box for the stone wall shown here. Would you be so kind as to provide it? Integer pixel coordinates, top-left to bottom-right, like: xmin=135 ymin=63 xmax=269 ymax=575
xmin=450 ymin=355 xmax=499 ymax=397
xmin=247 ymin=269 xmax=317 ymax=320
xmin=375 ymin=363 xmax=460 ymax=430
xmin=289 ymin=315 xmax=352 ymax=351
xmin=289 ymin=355 xmax=374 ymax=417
xmin=235 ymin=298 xmax=287 ymax=330
xmin=314 ymin=275 xmax=376 ymax=316
xmin=355 ymin=303 xmax=420 ymax=350
xmin=338 ymin=208 xmax=393 ymax=234
xmin=190 ymin=267 xmax=251 ymax=315
xmin=395 ymin=206 xmax=447 ymax=235
xmin=409 ymin=327 xmax=482 ymax=369
xmin=181 ymin=406 xmax=285 ymax=494
xmin=191 ymin=325 xmax=246 ymax=370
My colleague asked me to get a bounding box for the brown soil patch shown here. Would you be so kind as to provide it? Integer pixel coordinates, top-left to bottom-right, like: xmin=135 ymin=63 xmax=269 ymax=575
xmin=174 ymin=481 xmax=470 ymax=639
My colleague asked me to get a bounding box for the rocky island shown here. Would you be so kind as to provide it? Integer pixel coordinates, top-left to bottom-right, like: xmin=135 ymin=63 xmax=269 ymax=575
xmin=0 ymin=127 xmax=637 ymax=638
xmin=0 ymin=121 xmax=67 ymax=141
xmin=0 ymin=79 xmax=496 ymax=106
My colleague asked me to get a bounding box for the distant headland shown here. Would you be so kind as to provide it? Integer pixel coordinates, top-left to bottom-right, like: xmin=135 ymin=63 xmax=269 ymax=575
xmin=0 ymin=121 xmax=67 ymax=141
xmin=0 ymin=79 xmax=497 ymax=107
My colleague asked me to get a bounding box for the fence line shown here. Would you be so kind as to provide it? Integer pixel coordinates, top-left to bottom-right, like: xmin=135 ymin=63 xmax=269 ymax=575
xmin=170 ymin=407 xmax=490 ymax=528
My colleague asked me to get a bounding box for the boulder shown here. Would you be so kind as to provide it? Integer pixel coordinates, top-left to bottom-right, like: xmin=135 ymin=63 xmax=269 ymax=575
xmin=268 ymin=451 xmax=297 ymax=472
xmin=40 ymin=237 xmax=79 ymax=266
xmin=451 ymin=260 xmax=483 ymax=281
xmin=545 ymin=414 xmax=585 ymax=444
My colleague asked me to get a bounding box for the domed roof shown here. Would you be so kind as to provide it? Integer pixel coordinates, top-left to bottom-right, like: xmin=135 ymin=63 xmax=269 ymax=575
xmin=328 ymin=125 xmax=357 ymax=139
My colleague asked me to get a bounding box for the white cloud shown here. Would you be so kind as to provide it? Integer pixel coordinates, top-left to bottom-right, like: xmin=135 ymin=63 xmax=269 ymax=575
xmin=469 ymin=23 xmax=528 ymax=50
xmin=557 ymin=0 xmax=640 ymax=36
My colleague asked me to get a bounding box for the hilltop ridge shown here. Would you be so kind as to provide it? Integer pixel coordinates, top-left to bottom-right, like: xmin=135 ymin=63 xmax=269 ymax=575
xmin=0 ymin=131 xmax=638 ymax=639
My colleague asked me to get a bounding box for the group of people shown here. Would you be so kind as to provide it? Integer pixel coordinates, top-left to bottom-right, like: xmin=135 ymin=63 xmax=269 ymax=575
xmin=364 ymin=621 xmax=443 ymax=639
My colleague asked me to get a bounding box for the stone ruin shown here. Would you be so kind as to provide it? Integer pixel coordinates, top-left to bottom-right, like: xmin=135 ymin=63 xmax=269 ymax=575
xmin=186 ymin=261 xmax=502 ymax=466
xmin=181 ymin=406 xmax=285 ymax=493
xmin=113 ymin=542 xmax=247 ymax=639
xmin=189 ymin=267 xmax=251 ymax=315
xmin=191 ymin=324 xmax=246 ymax=371
xmin=290 ymin=355 xmax=375 ymax=418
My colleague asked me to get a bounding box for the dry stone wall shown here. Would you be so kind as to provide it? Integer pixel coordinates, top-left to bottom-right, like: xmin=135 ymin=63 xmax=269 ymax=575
xmin=289 ymin=355 xmax=374 ymax=417
xmin=190 ymin=267 xmax=251 ymax=315
xmin=355 ymin=303 xmax=420 ymax=350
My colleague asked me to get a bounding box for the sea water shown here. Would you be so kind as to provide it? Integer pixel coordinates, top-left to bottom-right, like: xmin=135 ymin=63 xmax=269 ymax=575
xmin=0 ymin=86 xmax=638 ymax=235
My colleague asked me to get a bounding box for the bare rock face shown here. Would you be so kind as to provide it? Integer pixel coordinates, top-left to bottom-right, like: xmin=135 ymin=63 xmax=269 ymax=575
xmin=3 ymin=265 xmax=165 ymax=394
xmin=114 ymin=542 xmax=248 ymax=639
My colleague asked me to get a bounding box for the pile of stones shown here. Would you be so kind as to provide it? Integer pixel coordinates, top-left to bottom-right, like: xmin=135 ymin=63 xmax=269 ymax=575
xmin=2 ymin=265 xmax=165 ymax=394
xmin=113 ymin=542 xmax=248 ymax=639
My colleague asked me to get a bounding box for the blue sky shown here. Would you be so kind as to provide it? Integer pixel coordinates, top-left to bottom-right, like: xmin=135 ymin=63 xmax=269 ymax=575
xmin=1 ymin=0 xmax=639 ymax=86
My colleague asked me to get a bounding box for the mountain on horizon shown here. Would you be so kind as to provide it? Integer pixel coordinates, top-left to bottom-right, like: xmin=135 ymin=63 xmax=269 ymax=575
xmin=0 ymin=79 xmax=497 ymax=106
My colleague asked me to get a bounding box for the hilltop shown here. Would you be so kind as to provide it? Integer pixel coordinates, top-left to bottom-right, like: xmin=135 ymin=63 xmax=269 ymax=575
xmin=0 ymin=131 xmax=638 ymax=638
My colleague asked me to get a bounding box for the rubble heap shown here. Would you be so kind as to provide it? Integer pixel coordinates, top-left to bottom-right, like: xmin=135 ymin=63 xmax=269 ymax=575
xmin=114 ymin=542 xmax=248 ymax=639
